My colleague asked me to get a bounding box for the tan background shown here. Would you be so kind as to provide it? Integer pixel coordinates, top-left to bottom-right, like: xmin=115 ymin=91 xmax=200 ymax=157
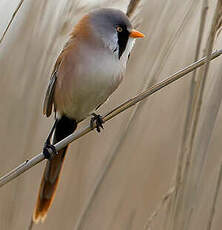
xmin=0 ymin=0 xmax=222 ymax=229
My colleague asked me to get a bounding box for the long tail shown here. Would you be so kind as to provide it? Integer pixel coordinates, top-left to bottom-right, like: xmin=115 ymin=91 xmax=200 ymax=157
xmin=32 ymin=116 xmax=77 ymax=223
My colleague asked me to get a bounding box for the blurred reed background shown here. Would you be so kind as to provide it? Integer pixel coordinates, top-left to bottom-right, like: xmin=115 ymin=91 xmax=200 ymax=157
xmin=0 ymin=0 xmax=222 ymax=229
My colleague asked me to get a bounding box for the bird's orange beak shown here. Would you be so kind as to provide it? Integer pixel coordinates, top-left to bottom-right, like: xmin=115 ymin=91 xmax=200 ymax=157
xmin=130 ymin=29 xmax=145 ymax=38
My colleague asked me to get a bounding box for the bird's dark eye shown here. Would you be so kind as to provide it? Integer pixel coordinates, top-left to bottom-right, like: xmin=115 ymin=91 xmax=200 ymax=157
xmin=116 ymin=26 xmax=123 ymax=33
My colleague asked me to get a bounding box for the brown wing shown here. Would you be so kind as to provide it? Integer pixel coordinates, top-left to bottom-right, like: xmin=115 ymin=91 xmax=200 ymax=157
xmin=43 ymin=39 xmax=75 ymax=117
xmin=43 ymin=15 xmax=91 ymax=117
xmin=43 ymin=71 xmax=57 ymax=117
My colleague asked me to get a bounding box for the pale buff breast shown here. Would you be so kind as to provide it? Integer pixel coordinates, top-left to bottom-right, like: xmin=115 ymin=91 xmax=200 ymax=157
xmin=54 ymin=42 xmax=124 ymax=121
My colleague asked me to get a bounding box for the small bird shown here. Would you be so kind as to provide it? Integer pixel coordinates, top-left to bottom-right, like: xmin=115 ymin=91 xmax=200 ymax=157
xmin=32 ymin=8 xmax=144 ymax=223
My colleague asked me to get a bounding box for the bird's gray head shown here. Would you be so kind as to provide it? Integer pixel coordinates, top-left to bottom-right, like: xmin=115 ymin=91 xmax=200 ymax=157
xmin=88 ymin=8 xmax=143 ymax=60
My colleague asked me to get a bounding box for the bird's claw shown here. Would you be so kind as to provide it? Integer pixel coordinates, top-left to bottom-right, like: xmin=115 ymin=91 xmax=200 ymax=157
xmin=43 ymin=143 xmax=57 ymax=160
xmin=90 ymin=113 xmax=104 ymax=132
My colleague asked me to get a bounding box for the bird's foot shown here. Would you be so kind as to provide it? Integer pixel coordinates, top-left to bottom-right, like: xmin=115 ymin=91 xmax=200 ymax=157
xmin=90 ymin=113 xmax=104 ymax=133
xmin=43 ymin=140 xmax=57 ymax=160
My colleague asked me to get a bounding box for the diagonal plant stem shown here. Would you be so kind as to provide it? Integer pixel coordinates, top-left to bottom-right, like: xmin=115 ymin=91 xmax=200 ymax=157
xmin=0 ymin=0 xmax=24 ymax=44
xmin=126 ymin=0 xmax=141 ymax=17
xmin=0 ymin=49 xmax=221 ymax=188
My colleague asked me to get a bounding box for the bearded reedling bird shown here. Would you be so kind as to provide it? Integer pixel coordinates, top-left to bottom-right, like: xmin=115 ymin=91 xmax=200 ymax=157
xmin=32 ymin=8 xmax=144 ymax=223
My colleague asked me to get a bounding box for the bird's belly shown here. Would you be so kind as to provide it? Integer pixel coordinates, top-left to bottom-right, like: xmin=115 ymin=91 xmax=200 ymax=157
xmin=54 ymin=48 xmax=125 ymax=121
xmin=64 ymin=64 xmax=123 ymax=121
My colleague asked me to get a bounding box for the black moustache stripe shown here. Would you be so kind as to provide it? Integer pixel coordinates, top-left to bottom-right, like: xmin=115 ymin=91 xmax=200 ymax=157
xmin=117 ymin=30 xmax=129 ymax=59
